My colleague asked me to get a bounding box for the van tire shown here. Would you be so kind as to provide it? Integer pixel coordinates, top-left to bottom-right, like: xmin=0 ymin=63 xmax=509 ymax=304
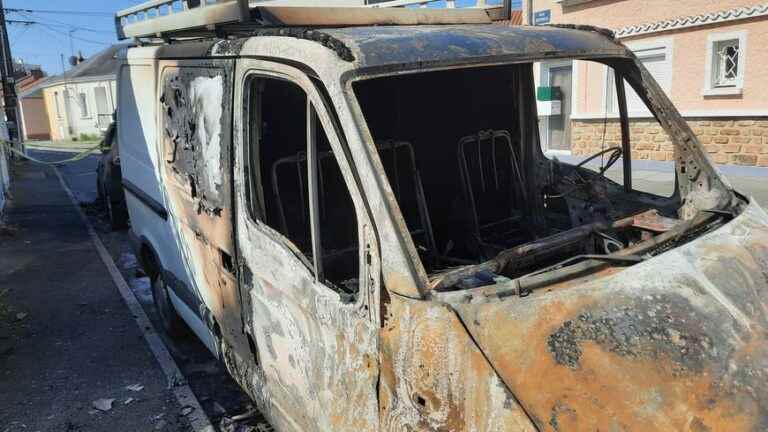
xmin=152 ymin=275 xmax=187 ymax=339
xmin=106 ymin=190 xmax=129 ymax=231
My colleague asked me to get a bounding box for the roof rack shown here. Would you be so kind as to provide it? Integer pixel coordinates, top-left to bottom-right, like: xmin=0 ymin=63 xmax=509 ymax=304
xmin=115 ymin=0 xmax=512 ymax=41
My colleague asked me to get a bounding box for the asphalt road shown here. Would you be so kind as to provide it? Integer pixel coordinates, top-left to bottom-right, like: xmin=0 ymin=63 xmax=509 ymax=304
xmin=28 ymin=150 xmax=263 ymax=431
xmin=0 ymin=159 xmax=188 ymax=431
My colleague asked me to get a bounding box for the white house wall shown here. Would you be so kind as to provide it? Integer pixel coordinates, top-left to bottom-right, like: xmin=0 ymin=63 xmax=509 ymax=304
xmin=43 ymin=79 xmax=117 ymax=141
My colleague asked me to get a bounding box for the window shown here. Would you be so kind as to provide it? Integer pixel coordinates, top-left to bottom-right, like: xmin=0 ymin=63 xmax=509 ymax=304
xmin=94 ymin=87 xmax=111 ymax=128
xmin=714 ymin=40 xmax=739 ymax=86
xmin=54 ymin=91 xmax=62 ymax=119
xmin=354 ymin=64 xmax=531 ymax=267
xmin=597 ymin=62 xmax=677 ymax=198
xmin=704 ymin=31 xmax=747 ymax=96
xmin=607 ymin=39 xmax=672 ymax=116
xmin=78 ymin=92 xmax=89 ymax=118
xmin=245 ymin=77 xmax=359 ymax=293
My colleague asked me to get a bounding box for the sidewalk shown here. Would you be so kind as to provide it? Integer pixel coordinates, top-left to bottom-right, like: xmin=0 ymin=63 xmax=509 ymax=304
xmin=552 ymin=153 xmax=768 ymax=206
xmin=0 ymin=161 xmax=188 ymax=431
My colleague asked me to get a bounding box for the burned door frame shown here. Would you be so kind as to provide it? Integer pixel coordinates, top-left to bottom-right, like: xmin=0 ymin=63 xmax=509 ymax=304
xmin=232 ymin=59 xmax=381 ymax=431
xmin=156 ymin=59 xmax=251 ymax=361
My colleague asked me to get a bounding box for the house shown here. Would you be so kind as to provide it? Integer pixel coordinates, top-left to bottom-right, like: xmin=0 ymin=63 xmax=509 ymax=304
xmin=30 ymin=44 xmax=127 ymax=142
xmin=16 ymin=67 xmax=51 ymax=141
xmin=522 ymin=0 xmax=768 ymax=166
xmin=0 ymin=121 xmax=10 ymax=215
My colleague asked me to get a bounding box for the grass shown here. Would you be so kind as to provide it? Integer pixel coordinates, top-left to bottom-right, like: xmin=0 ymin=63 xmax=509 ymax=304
xmin=78 ymin=133 xmax=101 ymax=142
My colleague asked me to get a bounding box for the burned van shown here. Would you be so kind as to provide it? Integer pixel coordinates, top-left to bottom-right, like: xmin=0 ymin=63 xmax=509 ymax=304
xmin=116 ymin=1 xmax=768 ymax=431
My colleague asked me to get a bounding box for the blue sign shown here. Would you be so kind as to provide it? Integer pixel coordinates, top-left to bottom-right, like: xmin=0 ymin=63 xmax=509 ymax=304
xmin=534 ymin=9 xmax=551 ymax=25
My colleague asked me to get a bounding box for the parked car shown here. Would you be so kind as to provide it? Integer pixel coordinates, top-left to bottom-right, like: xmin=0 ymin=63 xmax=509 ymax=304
xmin=96 ymin=122 xmax=129 ymax=230
xmin=116 ymin=1 xmax=768 ymax=431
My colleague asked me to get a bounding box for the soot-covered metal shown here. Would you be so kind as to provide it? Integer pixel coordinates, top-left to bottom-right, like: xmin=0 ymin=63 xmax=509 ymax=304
xmin=123 ymin=21 xmax=768 ymax=431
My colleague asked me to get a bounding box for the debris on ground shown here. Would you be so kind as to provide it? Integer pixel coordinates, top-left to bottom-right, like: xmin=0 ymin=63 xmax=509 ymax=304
xmin=166 ymin=374 xmax=186 ymax=389
xmin=0 ymin=223 xmax=18 ymax=237
xmin=125 ymin=383 xmax=144 ymax=392
xmin=14 ymin=312 xmax=27 ymax=321
xmin=92 ymin=398 xmax=115 ymax=412
xmin=153 ymin=419 xmax=167 ymax=431
xmin=128 ymin=277 xmax=153 ymax=306
xmin=218 ymin=407 xmax=273 ymax=432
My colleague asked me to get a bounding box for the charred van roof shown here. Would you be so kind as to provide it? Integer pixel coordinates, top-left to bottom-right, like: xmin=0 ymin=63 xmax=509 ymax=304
xmin=152 ymin=24 xmax=627 ymax=70
xmin=323 ymin=24 xmax=627 ymax=68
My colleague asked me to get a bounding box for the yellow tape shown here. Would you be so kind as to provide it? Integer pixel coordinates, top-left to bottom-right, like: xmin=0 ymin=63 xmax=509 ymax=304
xmin=0 ymin=140 xmax=103 ymax=165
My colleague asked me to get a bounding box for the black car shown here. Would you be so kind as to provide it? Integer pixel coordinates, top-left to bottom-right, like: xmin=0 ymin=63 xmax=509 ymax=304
xmin=96 ymin=122 xmax=129 ymax=230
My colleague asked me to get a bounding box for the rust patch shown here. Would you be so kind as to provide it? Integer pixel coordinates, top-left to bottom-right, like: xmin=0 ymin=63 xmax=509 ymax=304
xmin=547 ymin=295 xmax=717 ymax=372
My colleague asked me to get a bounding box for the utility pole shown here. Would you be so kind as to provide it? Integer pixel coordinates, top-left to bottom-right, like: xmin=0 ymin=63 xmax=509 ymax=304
xmin=0 ymin=0 xmax=21 ymax=145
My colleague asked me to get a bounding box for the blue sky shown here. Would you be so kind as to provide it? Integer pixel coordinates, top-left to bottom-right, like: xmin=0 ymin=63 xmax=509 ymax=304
xmin=7 ymin=0 xmax=518 ymax=76
xmin=6 ymin=0 xmax=139 ymax=75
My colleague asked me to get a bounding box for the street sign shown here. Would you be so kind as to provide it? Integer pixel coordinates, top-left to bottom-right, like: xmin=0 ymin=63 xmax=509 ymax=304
xmin=534 ymin=9 xmax=551 ymax=25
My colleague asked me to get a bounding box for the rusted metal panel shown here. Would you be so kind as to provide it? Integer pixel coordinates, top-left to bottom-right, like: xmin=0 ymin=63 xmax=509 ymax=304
xmin=125 ymin=21 xmax=768 ymax=431
xmin=450 ymin=202 xmax=768 ymax=431
xmin=227 ymin=58 xmax=381 ymax=430
xmin=380 ymin=292 xmax=536 ymax=431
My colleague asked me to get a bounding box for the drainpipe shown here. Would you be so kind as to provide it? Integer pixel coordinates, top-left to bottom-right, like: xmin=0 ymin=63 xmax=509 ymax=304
xmin=526 ymin=0 xmax=533 ymax=25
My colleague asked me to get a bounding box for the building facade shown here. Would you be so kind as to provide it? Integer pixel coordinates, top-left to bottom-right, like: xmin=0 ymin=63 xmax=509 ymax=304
xmin=523 ymin=0 xmax=768 ymax=166
xmin=27 ymin=45 xmax=125 ymax=142
xmin=42 ymin=79 xmax=117 ymax=141
xmin=17 ymin=68 xmax=51 ymax=141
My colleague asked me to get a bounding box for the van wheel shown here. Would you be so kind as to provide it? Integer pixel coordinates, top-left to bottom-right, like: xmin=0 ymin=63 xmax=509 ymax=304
xmin=152 ymin=275 xmax=187 ymax=339
xmin=106 ymin=191 xmax=129 ymax=231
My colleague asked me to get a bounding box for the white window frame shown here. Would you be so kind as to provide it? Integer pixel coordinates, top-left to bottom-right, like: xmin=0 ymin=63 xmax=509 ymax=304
xmin=537 ymin=59 xmax=577 ymax=155
xmin=605 ymin=37 xmax=674 ymax=118
xmin=78 ymin=91 xmax=90 ymax=119
xmin=703 ymin=30 xmax=747 ymax=96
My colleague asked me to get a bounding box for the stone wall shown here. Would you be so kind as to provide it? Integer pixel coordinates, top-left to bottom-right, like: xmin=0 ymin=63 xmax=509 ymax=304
xmin=571 ymin=118 xmax=768 ymax=166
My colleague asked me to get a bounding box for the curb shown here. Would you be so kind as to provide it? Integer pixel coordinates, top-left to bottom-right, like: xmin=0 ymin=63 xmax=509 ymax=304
xmin=53 ymin=166 xmax=216 ymax=432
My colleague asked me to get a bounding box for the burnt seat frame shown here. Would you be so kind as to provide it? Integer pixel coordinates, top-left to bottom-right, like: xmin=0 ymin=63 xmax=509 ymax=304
xmin=270 ymin=140 xmax=439 ymax=264
xmin=457 ymin=129 xmax=527 ymax=258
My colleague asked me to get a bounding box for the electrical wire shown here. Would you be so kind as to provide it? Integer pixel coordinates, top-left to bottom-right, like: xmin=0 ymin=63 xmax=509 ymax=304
xmin=4 ymin=8 xmax=113 ymax=17
xmin=28 ymin=21 xmax=112 ymax=47
xmin=9 ymin=25 xmax=30 ymax=47
xmin=12 ymin=11 xmax=115 ymax=42
xmin=10 ymin=11 xmax=114 ymax=35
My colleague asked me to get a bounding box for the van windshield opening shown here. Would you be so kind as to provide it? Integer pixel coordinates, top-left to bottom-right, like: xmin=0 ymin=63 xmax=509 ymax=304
xmin=352 ymin=62 xmax=732 ymax=293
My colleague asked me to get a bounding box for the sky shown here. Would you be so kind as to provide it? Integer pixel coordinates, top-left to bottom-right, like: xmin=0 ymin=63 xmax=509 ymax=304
xmin=6 ymin=0 xmax=139 ymax=75
xmin=5 ymin=0 xmax=517 ymax=77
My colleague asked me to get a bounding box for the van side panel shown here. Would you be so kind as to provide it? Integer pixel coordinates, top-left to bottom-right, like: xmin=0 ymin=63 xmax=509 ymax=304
xmin=118 ymin=55 xmax=217 ymax=354
xmin=156 ymin=60 xmax=251 ymax=360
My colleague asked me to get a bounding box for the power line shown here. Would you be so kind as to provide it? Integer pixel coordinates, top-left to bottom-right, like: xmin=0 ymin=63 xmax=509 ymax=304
xmin=4 ymin=8 xmax=113 ymax=17
xmin=8 ymin=20 xmax=112 ymax=46
xmin=11 ymin=10 xmax=115 ymax=34
xmin=9 ymin=23 xmax=29 ymax=47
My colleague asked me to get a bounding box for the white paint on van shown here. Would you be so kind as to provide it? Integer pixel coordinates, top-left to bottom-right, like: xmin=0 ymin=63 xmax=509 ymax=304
xmin=190 ymin=75 xmax=223 ymax=192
